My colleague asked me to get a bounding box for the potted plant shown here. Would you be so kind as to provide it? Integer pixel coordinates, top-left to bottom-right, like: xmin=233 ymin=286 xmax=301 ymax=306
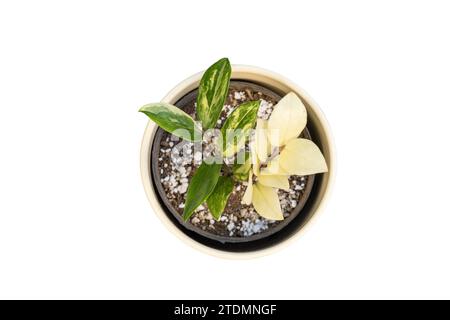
xmin=140 ymin=58 xmax=334 ymax=258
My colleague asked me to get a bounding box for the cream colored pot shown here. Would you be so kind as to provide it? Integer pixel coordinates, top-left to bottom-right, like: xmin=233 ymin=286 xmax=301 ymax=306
xmin=140 ymin=65 xmax=335 ymax=259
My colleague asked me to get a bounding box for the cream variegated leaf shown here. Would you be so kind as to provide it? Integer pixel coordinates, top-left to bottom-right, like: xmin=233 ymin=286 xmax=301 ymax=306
xmin=255 ymin=119 xmax=270 ymax=163
xmin=241 ymin=171 xmax=253 ymax=205
xmin=257 ymin=175 xmax=290 ymax=190
xmin=268 ymin=92 xmax=307 ymax=147
xmin=253 ymin=161 xmax=260 ymax=176
xmin=221 ymin=101 xmax=260 ymax=157
xmin=197 ymin=58 xmax=231 ymax=129
xmin=139 ymin=103 xmax=202 ymax=142
xmin=252 ymin=183 xmax=283 ymax=220
xmin=262 ymin=138 xmax=327 ymax=176
xmin=249 ymin=139 xmax=260 ymax=176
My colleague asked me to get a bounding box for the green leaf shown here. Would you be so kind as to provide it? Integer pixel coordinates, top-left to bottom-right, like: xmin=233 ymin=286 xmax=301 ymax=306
xmin=206 ymin=176 xmax=234 ymax=220
xmin=182 ymin=162 xmax=222 ymax=221
xmin=221 ymin=100 xmax=260 ymax=157
xmin=139 ymin=103 xmax=201 ymax=142
xmin=232 ymin=151 xmax=251 ymax=181
xmin=196 ymin=58 xmax=231 ymax=130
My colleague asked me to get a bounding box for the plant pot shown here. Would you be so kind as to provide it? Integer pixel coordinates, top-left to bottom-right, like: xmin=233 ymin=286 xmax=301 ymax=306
xmin=140 ymin=65 xmax=335 ymax=258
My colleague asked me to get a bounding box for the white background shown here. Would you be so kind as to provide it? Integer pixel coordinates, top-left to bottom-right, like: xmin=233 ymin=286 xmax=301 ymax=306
xmin=1 ymin=0 xmax=449 ymax=299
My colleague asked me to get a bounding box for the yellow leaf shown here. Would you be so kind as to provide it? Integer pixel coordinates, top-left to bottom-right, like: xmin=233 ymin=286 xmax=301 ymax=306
xmin=255 ymin=119 xmax=270 ymax=163
xmin=268 ymin=92 xmax=307 ymax=147
xmin=271 ymin=138 xmax=328 ymax=176
xmin=249 ymin=139 xmax=260 ymax=176
xmin=252 ymin=183 xmax=283 ymax=220
xmin=241 ymin=171 xmax=253 ymax=205
xmin=257 ymin=175 xmax=290 ymax=190
xmin=253 ymin=163 xmax=260 ymax=176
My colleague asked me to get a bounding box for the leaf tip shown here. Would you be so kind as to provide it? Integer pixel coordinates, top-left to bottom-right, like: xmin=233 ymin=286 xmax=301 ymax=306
xmin=182 ymin=209 xmax=192 ymax=222
xmin=138 ymin=105 xmax=148 ymax=113
xmin=138 ymin=104 xmax=156 ymax=115
xmin=219 ymin=57 xmax=230 ymax=65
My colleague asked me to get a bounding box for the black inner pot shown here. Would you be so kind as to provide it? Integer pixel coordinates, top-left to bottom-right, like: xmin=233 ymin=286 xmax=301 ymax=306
xmin=150 ymin=80 xmax=325 ymax=252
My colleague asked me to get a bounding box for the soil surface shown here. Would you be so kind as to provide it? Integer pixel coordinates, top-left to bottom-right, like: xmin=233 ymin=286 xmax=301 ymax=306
xmin=156 ymin=84 xmax=311 ymax=238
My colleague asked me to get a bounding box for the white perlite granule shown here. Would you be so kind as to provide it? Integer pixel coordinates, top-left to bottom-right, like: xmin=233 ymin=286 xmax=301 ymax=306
xmin=258 ymin=99 xmax=274 ymax=120
xmin=160 ymin=138 xmax=194 ymax=195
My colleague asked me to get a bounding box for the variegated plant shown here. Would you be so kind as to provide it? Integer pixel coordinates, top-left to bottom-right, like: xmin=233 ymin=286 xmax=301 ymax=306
xmin=241 ymin=92 xmax=328 ymax=220
xmin=139 ymin=58 xmax=328 ymax=223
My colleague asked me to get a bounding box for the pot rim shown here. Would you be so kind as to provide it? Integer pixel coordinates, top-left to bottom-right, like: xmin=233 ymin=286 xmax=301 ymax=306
xmin=140 ymin=64 xmax=336 ymax=259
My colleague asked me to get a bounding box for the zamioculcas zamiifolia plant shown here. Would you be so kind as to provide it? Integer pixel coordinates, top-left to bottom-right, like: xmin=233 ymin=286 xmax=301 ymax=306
xmin=139 ymin=58 xmax=328 ymax=224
